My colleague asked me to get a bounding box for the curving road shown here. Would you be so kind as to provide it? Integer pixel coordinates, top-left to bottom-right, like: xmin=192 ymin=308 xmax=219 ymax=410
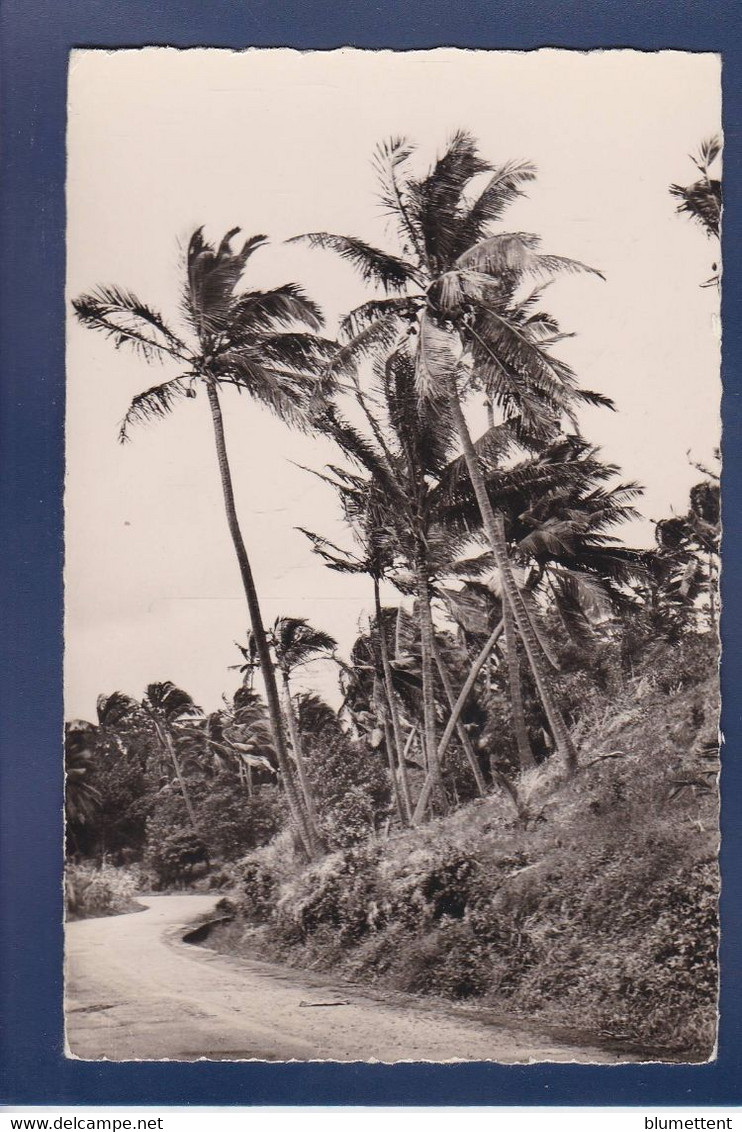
xmin=66 ymin=895 xmax=634 ymax=1062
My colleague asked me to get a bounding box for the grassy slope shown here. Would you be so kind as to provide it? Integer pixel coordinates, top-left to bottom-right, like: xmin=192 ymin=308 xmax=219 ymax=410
xmin=219 ymin=645 xmax=720 ymax=1059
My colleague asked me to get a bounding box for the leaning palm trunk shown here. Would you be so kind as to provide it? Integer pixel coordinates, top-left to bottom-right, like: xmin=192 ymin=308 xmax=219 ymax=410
xmin=373 ymin=676 xmax=406 ymax=825
xmin=502 ymin=594 xmax=537 ymax=771
xmin=445 ymin=377 xmax=578 ymax=774
xmin=413 ymin=619 xmax=504 ymax=822
xmin=205 ymin=381 xmax=319 ymax=859
xmin=414 ymin=555 xmax=444 ymax=810
xmin=430 ymin=638 xmax=487 ymax=796
xmin=383 ymin=720 xmax=405 ymax=824
xmin=280 ymin=672 xmax=321 ymax=837
xmin=152 ymin=720 xmax=201 ymax=836
xmin=373 ymin=580 xmax=412 ymax=822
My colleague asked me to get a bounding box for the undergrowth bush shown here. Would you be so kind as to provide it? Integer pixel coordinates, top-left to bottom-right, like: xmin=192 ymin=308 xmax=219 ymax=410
xmin=65 ymin=861 xmax=141 ymax=920
xmin=146 ymin=829 xmax=209 ymax=889
xmin=305 ymin=732 xmax=390 ymax=848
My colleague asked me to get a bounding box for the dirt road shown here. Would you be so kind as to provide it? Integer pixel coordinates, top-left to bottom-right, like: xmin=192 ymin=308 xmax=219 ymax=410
xmin=65 ymin=895 xmax=632 ymax=1062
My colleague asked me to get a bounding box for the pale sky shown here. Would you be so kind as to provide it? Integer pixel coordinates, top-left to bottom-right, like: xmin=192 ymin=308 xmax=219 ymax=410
xmin=65 ymin=48 xmax=721 ymax=721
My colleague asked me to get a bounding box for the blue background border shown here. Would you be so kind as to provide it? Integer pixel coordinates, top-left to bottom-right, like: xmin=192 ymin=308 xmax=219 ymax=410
xmin=1 ymin=0 xmax=740 ymax=1107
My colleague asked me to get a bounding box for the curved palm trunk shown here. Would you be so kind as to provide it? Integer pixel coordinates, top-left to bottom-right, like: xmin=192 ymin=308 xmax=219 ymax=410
xmin=205 ymin=381 xmax=318 ymax=859
xmin=445 ymin=378 xmax=578 ymax=774
xmin=373 ymin=580 xmax=412 ymax=823
xmin=383 ymin=721 xmax=405 ymax=824
xmin=152 ymin=719 xmax=201 ymax=836
xmin=502 ymin=593 xmax=537 ymax=771
xmin=373 ymin=676 xmax=405 ymax=825
xmin=413 ymin=619 xmax=504 ymax=822
xmin=414 ymin=554 xmax=444 ymax=810
xmin=280 ymin=670 xmax=321 ymax=834
xmin=430 ymin=638 xmax=486 ymax=796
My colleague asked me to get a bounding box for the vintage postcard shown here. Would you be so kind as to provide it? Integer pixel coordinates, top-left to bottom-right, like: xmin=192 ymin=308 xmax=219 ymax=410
xmin=63 ymin=47 xmax=721 ymax=1063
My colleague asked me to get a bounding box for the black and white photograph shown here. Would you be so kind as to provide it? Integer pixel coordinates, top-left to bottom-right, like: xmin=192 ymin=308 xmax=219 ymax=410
xmin=63 ymin=47 xmax=721 ymax=1064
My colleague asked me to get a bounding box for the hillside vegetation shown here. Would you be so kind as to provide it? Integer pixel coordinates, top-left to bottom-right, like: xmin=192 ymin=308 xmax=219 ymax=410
xmin=210 ymin=636 xmax=719 ymax=1060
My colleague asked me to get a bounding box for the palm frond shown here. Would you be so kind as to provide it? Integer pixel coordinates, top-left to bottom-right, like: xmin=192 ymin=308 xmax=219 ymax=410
xmin=72 ymin=286 xmax=186 ymax=361
xmin=518 ymin=519 xmax=582 ymax=558
xmin=271 ymin=616 xmax=338 ymax=672
xmin=297 ymin=528 xmax=368 ymax=574
xmin=548 ymin=571 xmax=600 ymax=648
xmin=428 ymin=421 xmax=516 ymax=518
xmin=372 ymin=136 xmax=426 ymax=259
xmin=670 ymin=179 xmax=722 ymax=238
xmin=228 ymin=284 xmax=324 ymax=336
xmin=407 ymin=130 xmax=491 ymax=270
xmin=96 ymin=691 xmax=138 ymax=729
xmin=467 ymin=309 xmax=581 ymax=434
xmin=339 ymin=296 xmax=421 ymax=341
xmin=143 ymin=681 xmax=202 ymax=723
xmin=440 ymin=582 xmax=500 ymax=637
xmin=213 ymin=352 xmax=319 ymax=430
xmin=118 ymin=376 xmax=191 ymax=442
xmin=184 ymin=228 xmax=268 ymax=341
xmin=314 ymin=404 xmax=405 ymax=506
xmin=670 ymin=135 xmax=722 ymax=239
xmin=288 ymin=233 xmax=418 ymax=291
xmin=456 ymin=232 xmax=604 ymax=283
xmin=326 ymin=312 xmax=403 ymax=378
xmin=455 ymin=159 xmax=538 ymax=251
xmin=256 ymin=332 xmax=337 ymax=370
xmin=574 ymin=388 xmax=616 ymax=410
xmin=697 ymin=136 xmax=722 ymax=170
xmin=417 ymin=312 xmax=462 ymax=400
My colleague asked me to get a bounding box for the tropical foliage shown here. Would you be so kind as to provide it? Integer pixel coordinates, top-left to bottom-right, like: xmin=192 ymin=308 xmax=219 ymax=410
xmin=68 ymin=131 xmax=720 ymax=1056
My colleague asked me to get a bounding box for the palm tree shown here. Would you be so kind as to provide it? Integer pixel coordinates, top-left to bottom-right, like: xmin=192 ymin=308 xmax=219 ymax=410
xmin=269 ymin=616 xmax=337 ymax=837
xmin=176 ymin=685 xmax=277 ymax=795
xmin=295 ymin=691 xmax=340 ymax=739
xmin=410 ymin=436 xmax=646 ymax=816
xmin=670 ymin=137 xmax=721 ymax=288
xmin=303 ymin=356 xmax=492 ymax=814
xmin=670 ymin=138 xmax=722 ymax=238
xmin=648 ymin=477 xmax=720 ymax=636
xmin=140 ymin=681 xmax=203 ymax=835
xmin=294 ymin=133 xmax=611 ymax=775
xmin=64 ymin=721 xmax=102 ymax=831
xmin=299 ymin=471 xmax=415 ymax=822
xmin=73 ymin=228 xmax=333 ymax=859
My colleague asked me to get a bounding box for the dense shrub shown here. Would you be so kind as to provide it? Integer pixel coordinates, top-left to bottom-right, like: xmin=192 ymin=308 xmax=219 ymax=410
xmin=305 ymin=731 xmax=391 ymax=848
xmin=146 ymin=829 xmax=209 ymax=889
xmin=195 ymin=779 xmax=284 ymax=860
xmin=65 ymin=861 xmax=141 ymax=919
xmin=67 ymin=735 xmax=152 ymax=861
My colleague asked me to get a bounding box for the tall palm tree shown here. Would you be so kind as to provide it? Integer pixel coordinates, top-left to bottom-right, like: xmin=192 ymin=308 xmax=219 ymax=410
xmin=269 ymin=616 xmax=337 ymax=838
xmin=293 ymin=133 xmax=611 ymax=775
xmin=73 ymin=228 xmax=333 ymax=859
xmin=302 ymin=359 xmax=495 ymax=813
